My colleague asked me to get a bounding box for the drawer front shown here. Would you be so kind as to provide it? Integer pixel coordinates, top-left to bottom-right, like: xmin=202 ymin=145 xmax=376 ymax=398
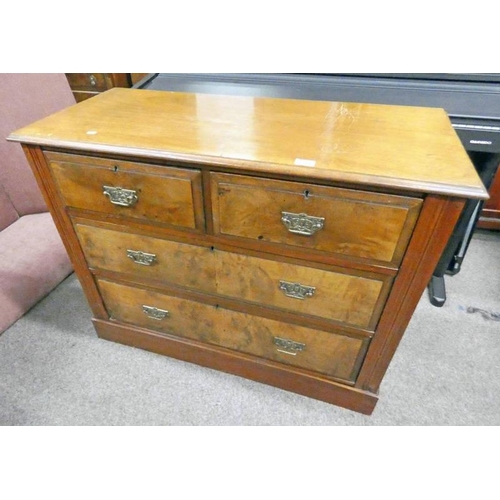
xmin=75 ymin=223 xmax=216 ymax=293
xmin=77 ymin=223 xmax=389 ymax=330
xmin=211 ymin=173 xmax=422 ymax=266
xmin=66 ymin=73 xmax=110 ymax=91
xmin=98 ymin=280 xmax=368 ymax=382
xmin=216 ymin=250 xmax=390 ymax=330
xmin=46 ymin=153 xmax=204 ymax=230
xmin=65 ymin=73 xmax=110 ymax=92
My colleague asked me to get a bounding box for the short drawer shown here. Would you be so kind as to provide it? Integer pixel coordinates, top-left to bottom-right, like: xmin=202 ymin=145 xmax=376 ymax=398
xmin=211 ymin=173 xmax=422 ymax=266
xmin=65 ymin=73 xmax=110 ymax=92
xmin=74 ymin=223 xmax=216 ymax=293
xmin=98 ymin=279 xmax=369 ymax=383
xmin=46 ymin=152 xmax=204 ymax=230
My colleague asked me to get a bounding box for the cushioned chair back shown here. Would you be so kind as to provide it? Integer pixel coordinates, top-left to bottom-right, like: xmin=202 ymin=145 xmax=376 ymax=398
xmin=0 ymin=74 xmax=75 ymax=216
xmin=0 ymin=184 xmax=18 ymax=231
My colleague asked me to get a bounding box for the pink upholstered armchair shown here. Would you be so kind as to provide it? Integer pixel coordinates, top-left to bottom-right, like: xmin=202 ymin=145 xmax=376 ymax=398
xmin=0 ymin=74 xmax=75 ymax=333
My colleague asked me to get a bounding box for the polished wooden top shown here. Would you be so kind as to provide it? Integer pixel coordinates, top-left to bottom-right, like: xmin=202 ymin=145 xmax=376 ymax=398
xmin=9 ymin=88 xmax=487 ymax=199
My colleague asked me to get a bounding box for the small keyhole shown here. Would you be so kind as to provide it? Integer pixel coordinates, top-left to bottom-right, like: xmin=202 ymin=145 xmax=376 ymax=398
xmin=113 ymin=165 xmax=119 ymax=172
xmin=304 ymin=190 xmax=310 ymax=199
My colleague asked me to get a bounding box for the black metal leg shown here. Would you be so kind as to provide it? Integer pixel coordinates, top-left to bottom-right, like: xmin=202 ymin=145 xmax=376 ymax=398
xmin=427 ymin=151 xmax=499 ymax=307
xmin=428 ymin=275 xmax=447 ymax=307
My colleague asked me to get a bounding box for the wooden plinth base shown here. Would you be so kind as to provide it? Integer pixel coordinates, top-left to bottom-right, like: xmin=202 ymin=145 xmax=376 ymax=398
xmin=93 ymin=318 xmax=378 ymax=415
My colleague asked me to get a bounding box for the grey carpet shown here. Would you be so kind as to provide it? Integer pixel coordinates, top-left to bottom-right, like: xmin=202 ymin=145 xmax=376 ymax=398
xmin=1 ymin=230 xmax=499 ymax=425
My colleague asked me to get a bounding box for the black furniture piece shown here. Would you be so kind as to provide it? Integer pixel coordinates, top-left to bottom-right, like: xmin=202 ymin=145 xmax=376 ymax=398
xmin=136 ymin=73 xmax=500 ymax=306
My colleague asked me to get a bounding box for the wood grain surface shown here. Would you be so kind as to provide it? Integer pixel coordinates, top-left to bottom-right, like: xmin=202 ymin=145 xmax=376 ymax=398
xmin=75 ymin=223 xmax=217 ymax=293
xmin=9 ymin=88 xmax=487 ymax=199
xmin=215 ymin=249 xmax=390 ymax=330
xmin=212 ymin=172 xmax=422 ymax=266
xmin=76 ymin=222 xmax=390 ymax=330
xmin=21 ymin=146 xmax=109 ymax=319
xmin=98 ymin=279 xmax=368 ymax=382
xmin=356 ymin=195 xmax=467 ymax=393
xmin=45 ymin=151 xmax=204 ymax=230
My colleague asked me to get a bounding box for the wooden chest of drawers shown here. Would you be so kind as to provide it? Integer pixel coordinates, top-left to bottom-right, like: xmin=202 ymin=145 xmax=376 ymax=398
xmin=9 ymin=89 xmax=487 ymax=414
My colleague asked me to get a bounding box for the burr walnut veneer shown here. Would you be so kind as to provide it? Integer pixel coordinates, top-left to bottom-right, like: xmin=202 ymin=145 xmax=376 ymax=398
xmin=9 ymin=88 xmax=487 ymax=414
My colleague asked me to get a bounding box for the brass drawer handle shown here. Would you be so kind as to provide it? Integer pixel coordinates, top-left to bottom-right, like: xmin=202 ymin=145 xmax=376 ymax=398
xmin=142 ymin=305 xmax=169 ymax=320
xmin=89 ymin=74 xmax=97 ymax=86
xmin=279 ymin=280 xmax=316 ymax=300
xmin=281 ymin=211 xmax=325 ymax=236
xmin=103 ymin=185 xmax=138 ymax=207
xmin=126 ymin=249 xmax=157 ymax=266
xmin=273 ymin=336 xmax=306 ymax=356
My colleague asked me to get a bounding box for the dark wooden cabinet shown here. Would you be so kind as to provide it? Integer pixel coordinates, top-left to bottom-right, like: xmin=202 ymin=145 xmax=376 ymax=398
xmin=8 ymin=89 xmax=487 ymax=415
xmin=478 ymin=164 xmax=500 ymax=229
xmin=65 ymin=73 xmax=132 ymax=102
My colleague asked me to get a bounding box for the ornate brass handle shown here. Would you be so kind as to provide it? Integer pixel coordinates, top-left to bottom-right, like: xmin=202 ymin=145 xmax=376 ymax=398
xmin=281 ymin=211 xmax=325 ymax=236
xmin=89 ymin=74 xmax=97 ymax=86
xmin=142 ymin=305 xmax=169 ymax=320
xmin=103 ymin=186 xmax=138 ymax=207
xmin=127 ymin=249 xmax=157 ymax=266
xmin=273 ymin=336 xmax=306 ymax=356
xmin=279 ymin=280 xmax=316 ymax=300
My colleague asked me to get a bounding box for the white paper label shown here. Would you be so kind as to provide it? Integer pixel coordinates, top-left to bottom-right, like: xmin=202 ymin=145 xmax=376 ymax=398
xmin=294 ymin=158 xmax=316 ymax=167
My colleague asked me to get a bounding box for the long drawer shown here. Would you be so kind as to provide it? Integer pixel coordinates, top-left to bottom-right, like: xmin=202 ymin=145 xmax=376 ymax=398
xmin=76 ymin=223 xmax=391 ymax=330
xmin=211 ymin=172 xmax=422 ymax=266
xmin=97 ymin=279 xmax=369 ymax=383
xmin=45 ymin=152 xmax=204 ymax=230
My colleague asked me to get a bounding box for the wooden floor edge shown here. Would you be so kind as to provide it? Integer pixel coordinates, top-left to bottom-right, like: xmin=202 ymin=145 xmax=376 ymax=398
xmin=92 ymin=318 xmax=378 ymax=415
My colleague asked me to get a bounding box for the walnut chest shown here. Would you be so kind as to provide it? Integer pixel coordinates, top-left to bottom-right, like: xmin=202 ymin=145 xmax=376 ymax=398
xmin=9 ymin=89 xmax=487 ymax=414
